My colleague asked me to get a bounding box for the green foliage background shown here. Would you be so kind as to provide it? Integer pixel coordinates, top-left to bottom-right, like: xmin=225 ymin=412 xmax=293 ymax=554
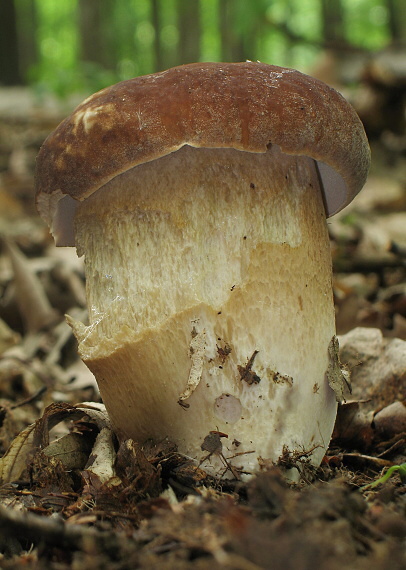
xmin=13 ymin=0 xmax=393 ymax=97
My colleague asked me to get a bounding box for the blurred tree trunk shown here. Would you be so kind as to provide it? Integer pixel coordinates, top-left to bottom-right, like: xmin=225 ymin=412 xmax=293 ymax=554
xmin=177 ymin=0 xmax=201 ymax=64
xmin=78 ymin=0 xmax=115 ymax=69
xmin=0 ymin=0 xmax=22 ymax=85
xmin=321 ymin=0 xmax=346 ymax=46
xmin=15 ymin=0 xmax=38 ymax=81
xmin=386 ymin=0 xmax=406 ymax=42
xmin=219 ymin=0 xmax=233 ymax=61
xmin=219 ymin=0 xmax=245 ymax=61
xmin=280 ymin=0 xmax=294 ymax=66
xmin=151 ymin=0 xmax=164 ymax=71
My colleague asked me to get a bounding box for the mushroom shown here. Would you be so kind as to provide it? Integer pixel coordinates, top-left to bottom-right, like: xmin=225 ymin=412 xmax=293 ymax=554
xmin=35 ymin=62 xmax=370 ymax=477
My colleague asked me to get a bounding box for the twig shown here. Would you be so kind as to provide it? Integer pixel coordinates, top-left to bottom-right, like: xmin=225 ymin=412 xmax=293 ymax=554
xmin=11 ymin=386 xmax=47 ymax=409
xmin=333 ymin=255 xmax=405 ymax=273
xmin=1 ymin=237 xmax=59 ymax=333
xmin=0 ymin=505 xmax=126 ymax=555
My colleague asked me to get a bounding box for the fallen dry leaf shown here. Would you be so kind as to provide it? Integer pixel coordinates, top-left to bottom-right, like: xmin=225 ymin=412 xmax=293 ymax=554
xmin=0 ymin=420 xmax=36 ymax=484
xmin=0 ymin=402 xmax=111 ymax=485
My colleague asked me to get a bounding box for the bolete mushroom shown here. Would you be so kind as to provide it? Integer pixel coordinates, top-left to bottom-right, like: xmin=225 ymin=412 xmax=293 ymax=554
xmin=35 ymin=62 xmax=370 ymax=477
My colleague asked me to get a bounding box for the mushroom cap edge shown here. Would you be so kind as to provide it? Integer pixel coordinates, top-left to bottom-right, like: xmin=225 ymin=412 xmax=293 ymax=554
xmin=35 ymin=61 xmax=371 ymax=246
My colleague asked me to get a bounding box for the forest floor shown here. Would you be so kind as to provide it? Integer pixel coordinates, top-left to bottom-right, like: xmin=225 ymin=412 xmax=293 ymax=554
xmin=0 ymin=87 xmax=405 ymax=569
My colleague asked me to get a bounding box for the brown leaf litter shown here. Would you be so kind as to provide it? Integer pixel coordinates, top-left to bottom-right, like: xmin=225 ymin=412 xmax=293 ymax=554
xmin=0 ymin=92 xmax=406 ymax=569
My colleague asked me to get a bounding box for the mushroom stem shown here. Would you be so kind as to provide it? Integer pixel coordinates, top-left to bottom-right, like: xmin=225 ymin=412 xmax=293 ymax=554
xmin=68 ymin=144 xmax=337 ymax=476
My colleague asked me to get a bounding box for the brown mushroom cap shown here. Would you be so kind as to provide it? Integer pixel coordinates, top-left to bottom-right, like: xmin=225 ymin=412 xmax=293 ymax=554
xmin=35 ymin=61 xmax=370 ymax=245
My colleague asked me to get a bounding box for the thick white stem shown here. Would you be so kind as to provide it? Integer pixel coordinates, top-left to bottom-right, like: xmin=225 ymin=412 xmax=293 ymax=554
xmin=70 ymin=145 xmax=337 ymax=477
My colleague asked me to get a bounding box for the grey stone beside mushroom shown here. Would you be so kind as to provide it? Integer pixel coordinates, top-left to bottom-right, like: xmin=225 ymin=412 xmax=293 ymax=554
xmin=35 ymin=62 xmax=370 ymax=478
